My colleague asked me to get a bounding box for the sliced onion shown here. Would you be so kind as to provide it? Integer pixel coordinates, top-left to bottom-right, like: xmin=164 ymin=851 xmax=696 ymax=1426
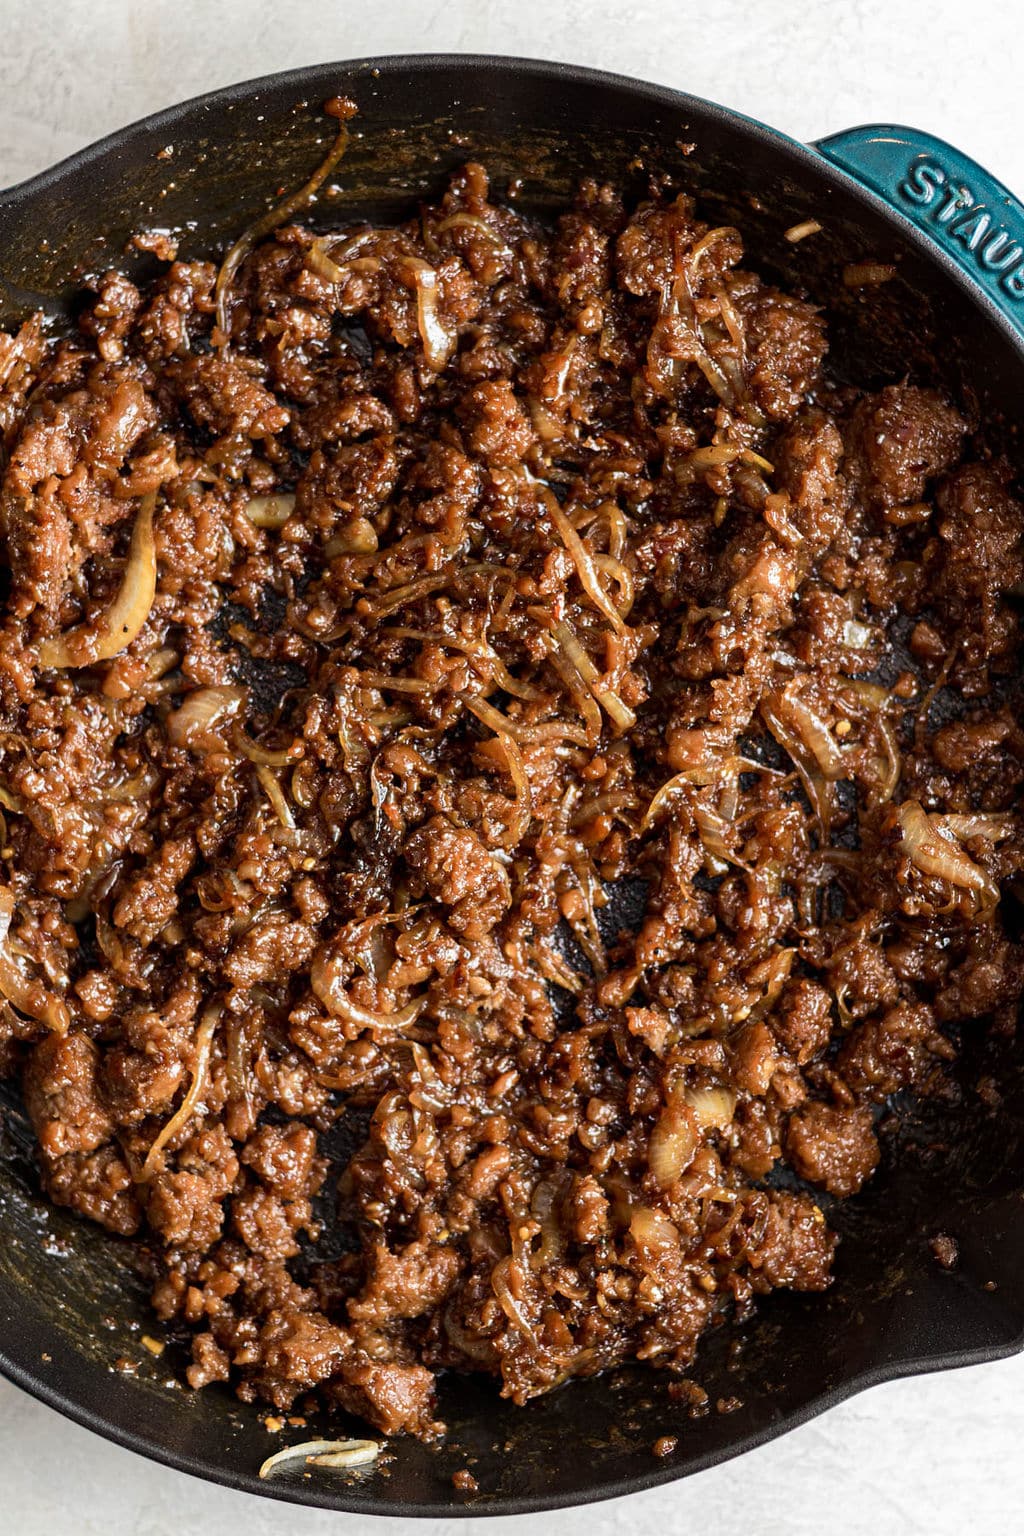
xmin=0 ymin=889 xmax=69 ymax=1034
xmin=629 ymin=1206 xmax=681 ymax=1255
xmin=384 ymin=626 xmax=538 ymax=701
xmin=245 ymin=493 xmax=295 ymax=529
xmin=37 ymin=494 xmax=157 ymax=669
xmin=463 ymin=695 xmax=533 ymax=848
xmin=692 ymin=804 xmax=748 ymax=873
xmin=848 ymin=680 xmax=890 ymax=708
xmin=784 ymin=219 xmax=823 ymax=243
xmin=530 ymin=1175 xmax=568 ymax=1267
xmin=226 ymin=1015 xmax=256 ymax=1115
xmin=402 ymin=258 xmax=455 ymax=372
xmin=215 ymin=112 xmax=351 ymax=335
xmin=542 ymin=636 xmax=603 ymax=746
xmin=940 ymin=813 xmax=1016 ymax=842
xmin=532 ymin=944 xmax=585 ymax=995
xmin=306 ymin=230 xmax=378 ymax=283
xmin=234 ymin=726 xmax=299 ymax=768
xmin=550 ymin=620 xmax=636 ymax=733
xmin=742 ymin=948 xmax=796 ymax=1022
xmin=361 ymin=561 xmax=516 ymax=621
xmin=255 ymin=764 xmax=295 ymax=829
xmin=140 ymin=1004 xmax=219 ymax=1179
xmin=642 ymin=756 xmax=781 ymax=831
xmin=167 ymin=686 xmax=246 ymax=751
xmin=491 ymin=1256 xmax=538 ymax=1343
xmin=869 ymin=716 xmax=902 ymax=805
xmin=648 ymin=1098 xmax=697 ymax=1187
xmin=769 ymin=687 xmax=845 ymax=779
xmin=659 ymin=264 xmax=747 ymax=416
xmin=376 ymin=1094 xmax=427 ymax=1186
xmin=436 ymin=213 xmax=513 ymax=258
xmin=307 ymin=241 xmax=347 ymax=283
xmin=681 ymin=444 xmax=739 ymax=473
xmin=444 ymin=1299 xmax=500 ymax=1364
xmin=409 ymin=1039 xmax=448 ymax=1112
xmin=552 ymin=336 xmax=576 ymax=387
xmin=684 ymin=443 xmax=774 ymax=477
xmin=692 ymin=347 xmax=737 ymax=409
xmin=324 ymin=516 xmax=379 ymax=556
xmin=843 ymin=261 xmax=897 ymax=288
xmin=761 ymin=698 xmax=833 ymax=832
xmin=259 ymin=1439 xmax=380 ymax=1480
xmin=842 ymin=618 xmax=882 ymax=650
xmin=361 ymin=569 xmax=460 ymax=619
xmin=714 ymin=283 xmax=745 ymax=355
xmin=690 ymin=226 xmax=740 ymax=268
xmin=540 ymin=488 xmax=627 ymax=635
xmin=640 ymin=776 xmax=693 ymax=831
xmin=685 ymin=1085 xmax=737 ymax=1130
xmin=309 ymin=1443 xmax=381 ymax=1470
xmin=569 ymin=790 xmax=639 ymax=829
xmin=355 ymin=670 xmax=439 ymax=695
xmin=591 ymin=500 xmax=627 ymax=561
xmin=565 ymin=855 xmax=608 ymax=980
xmin=591 ymin=553 xmax=635 ymax=618
xmin=896 ymin=800 xmax=1000 ymax=904
xmin=311 ymin=948 xmax=425 ymax=1033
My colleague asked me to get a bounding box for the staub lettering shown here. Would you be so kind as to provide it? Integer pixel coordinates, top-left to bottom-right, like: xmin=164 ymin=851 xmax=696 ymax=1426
xmin=898 ymin=154 xmax=1024 ymax=298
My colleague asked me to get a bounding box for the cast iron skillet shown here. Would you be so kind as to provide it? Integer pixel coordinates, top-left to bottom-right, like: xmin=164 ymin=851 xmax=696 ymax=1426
xmin=2 ymin=54 xmax=1024 ymax=1518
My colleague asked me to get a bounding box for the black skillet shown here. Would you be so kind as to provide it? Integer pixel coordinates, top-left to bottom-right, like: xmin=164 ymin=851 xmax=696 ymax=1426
xmin=2 ymin=54 xmax=1024 ymax=1518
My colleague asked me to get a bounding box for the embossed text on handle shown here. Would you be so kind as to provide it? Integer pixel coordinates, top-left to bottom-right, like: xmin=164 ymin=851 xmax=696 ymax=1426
xmin=899 ymin=156 xmax=1024 ymax=298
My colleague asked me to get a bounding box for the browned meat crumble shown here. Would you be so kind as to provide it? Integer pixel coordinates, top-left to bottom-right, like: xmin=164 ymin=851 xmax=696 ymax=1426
xmin=0 ymin=123 xmax=1022 ymax=1440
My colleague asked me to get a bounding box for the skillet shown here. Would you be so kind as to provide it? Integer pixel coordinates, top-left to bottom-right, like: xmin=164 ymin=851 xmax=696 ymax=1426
xmin=1 ymin=54 xmax=1024 ymax=1516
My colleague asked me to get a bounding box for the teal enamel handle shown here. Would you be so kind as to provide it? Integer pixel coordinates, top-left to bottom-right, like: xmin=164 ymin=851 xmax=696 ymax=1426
xmin=815 ymin=124 xmax=1024 ymax=341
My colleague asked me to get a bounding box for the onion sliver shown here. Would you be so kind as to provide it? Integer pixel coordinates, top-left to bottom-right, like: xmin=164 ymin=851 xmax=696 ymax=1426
xmin=402 ymin=258 xmax=455 ymax=372
xmin=215 ymin=111 xmax=351 ymax=336
xmin=549 ymin=619 xmax=636 ymax=733
xmin=245 ymin=493 xmax=295 ymax=529
xmin=648 ymin=1098 xmax=697 ymax=1187
xmin=0 ymin=888 xmax=69 ymax=1034
xmin=311 ymin=947 xmax=425 ymax=1033
xmin=896 ymin=800 xmax=1000 ymax=905
xmin=256 ymin=764 xmax=296 ymax=829
xmin=139 ymin=1003 xmax=219 ymax=1179
xmin=37 ymin=494 xmax=157 ymax=670
xmin=463 ymin=694 xmax=533 ymax=847
xmin=259 ymin=1438 xmax=380 ymax=1480
xmin=168 ymin=686 xmax=245 ymax=751
xmin=540 ymin=488 xmax=627 ymax=635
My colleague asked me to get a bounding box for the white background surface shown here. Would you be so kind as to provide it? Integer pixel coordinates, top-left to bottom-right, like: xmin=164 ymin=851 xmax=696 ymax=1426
xmin=1 ymin=1 xmax=1022 ymax=1531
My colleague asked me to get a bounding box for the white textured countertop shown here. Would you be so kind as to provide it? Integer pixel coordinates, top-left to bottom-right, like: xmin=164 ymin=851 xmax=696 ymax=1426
xmin=2 ymin=1 xmax=1022 ymax=1531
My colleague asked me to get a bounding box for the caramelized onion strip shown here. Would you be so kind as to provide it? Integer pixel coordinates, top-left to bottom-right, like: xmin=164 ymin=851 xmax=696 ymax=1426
xmin=215 ymin=112 xmax=351 ymax=335
xmin=539 ymin=488 xmax=627 ymax=634
xmin=139 ymin=1004 xmax=220 ymax=1180
xmin=37 ymin=494 xmax=157 ymax=670
xmin=463 ymin=695 xmax=533 ymax=847
xmin=0 ymin=889 xmax=70 ymax=1034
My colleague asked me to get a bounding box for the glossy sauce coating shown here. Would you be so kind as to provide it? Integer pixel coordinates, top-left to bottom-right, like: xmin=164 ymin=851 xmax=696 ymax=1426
xmin=1 ymin=159 xmax=1022 ymax=1438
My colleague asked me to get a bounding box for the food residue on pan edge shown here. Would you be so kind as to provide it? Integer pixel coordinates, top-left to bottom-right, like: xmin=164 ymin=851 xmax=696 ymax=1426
xmin=0 ymin=95 xmax=1021 ymax=1452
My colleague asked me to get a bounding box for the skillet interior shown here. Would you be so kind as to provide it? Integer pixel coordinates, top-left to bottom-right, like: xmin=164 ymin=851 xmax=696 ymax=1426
xmin=1 ymin=56 xmax=1023 ymax=1516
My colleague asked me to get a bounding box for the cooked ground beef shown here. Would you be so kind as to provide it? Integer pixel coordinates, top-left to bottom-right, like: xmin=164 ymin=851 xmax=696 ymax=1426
xmin=0 ymin=106 xmax=1022 ymax=1442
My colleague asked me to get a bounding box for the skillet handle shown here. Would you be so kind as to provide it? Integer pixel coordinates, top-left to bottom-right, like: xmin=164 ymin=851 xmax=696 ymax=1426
xmin=814 ymin=124 xmax=1024 ymax=342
